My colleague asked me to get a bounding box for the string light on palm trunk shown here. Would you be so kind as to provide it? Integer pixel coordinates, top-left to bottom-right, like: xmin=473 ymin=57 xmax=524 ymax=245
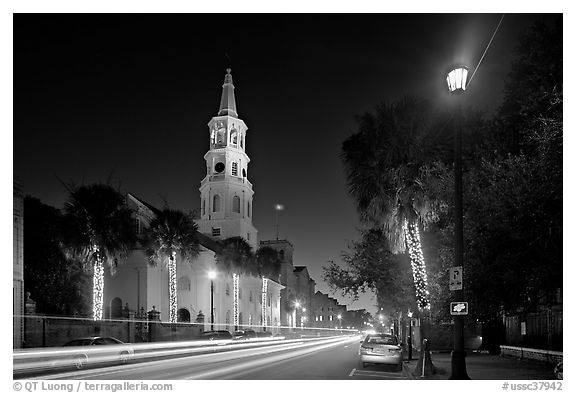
xmin=233 ymin=273 xmax=239 ymax=328
xmin=262 ymin=277 xmax=268 ymax=329
xmin=92 ymin=258 xmax=104 ymax=321
xmin=403 ymin=219 xmax=430 ymax=310
xmin=168 ymin=254 xmax=178 ymax=323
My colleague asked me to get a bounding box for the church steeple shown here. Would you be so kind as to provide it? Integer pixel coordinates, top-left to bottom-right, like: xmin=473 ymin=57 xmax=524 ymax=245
xmin=218 ymin=68 xmax=238 ymax=118
xmin=197 ymin=69 xmax=258 ymax=250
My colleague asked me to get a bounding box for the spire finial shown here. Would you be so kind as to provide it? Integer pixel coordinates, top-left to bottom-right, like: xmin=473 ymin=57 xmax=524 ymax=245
xmin=226 ymin=68 xmax=232 ymax=74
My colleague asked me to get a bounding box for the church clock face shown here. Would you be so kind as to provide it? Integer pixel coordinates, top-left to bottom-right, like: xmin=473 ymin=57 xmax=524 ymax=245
xmin=215 ymin=162 xmax=225 ymax=173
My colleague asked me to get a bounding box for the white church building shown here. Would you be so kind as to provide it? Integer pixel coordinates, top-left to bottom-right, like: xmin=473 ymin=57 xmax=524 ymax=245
xmin=105 ymin=69 xmax=283 ymax=332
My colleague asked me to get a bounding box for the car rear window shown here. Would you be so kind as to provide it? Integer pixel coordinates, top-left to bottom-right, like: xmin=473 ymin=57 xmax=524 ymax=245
xmin=367 ymin=335 xmax=398 ymax=345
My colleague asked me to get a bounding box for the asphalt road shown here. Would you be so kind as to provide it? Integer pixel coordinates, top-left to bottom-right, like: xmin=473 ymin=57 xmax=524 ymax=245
xmin=26 ymin=335 xmax=408 ymax=380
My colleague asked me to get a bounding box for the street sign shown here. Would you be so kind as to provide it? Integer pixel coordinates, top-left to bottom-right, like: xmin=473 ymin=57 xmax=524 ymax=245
xmin=449 ymin=266 xmax=463 ymax=291
xmin=450 ymin=302 xmax=468 ymax=315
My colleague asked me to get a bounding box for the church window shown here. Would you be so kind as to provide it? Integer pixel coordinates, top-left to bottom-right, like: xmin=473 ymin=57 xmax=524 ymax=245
xmin=226 ymin=283 xmax=230 ymax=296
xmin=232 ymin=195 xmax=240 ymax=213
xmin=320 ymin=315 xmax=323 ymax=321
xmin=329 ymin=315 xmax=333 ymax=321
xmin=280 ymin=250 xmax=285 ymax=260
xmin=247 ymin=232 xmax=250 ymax=241
xmin=247 ymin=201 xmax=251 ymax=217
xmin=212 ymin=227 xmax=221 ymax=237
xmin=213 ymin=195 xmax=220 ymax=212
xmin=177 ymin=276 xmax=191 ymax=291
xmin=240 ymin=135 xmax=244 ymax=148
xmin=249 ymin=291 xmax=253 ymax=303
xmin=239 ymin=312 xmax=243 ymax=325
xmin=231 ymin=162 xmax=238 ymax=176
xmin=268 ymin=296 xmax=271 ymax=307
xmin=239 ymin=288 xmax=242 ymax=299
xmin=202 ymin=199 xmax=206 ymax=216
xmin=231 ymin=129 xmax=238 ymax=145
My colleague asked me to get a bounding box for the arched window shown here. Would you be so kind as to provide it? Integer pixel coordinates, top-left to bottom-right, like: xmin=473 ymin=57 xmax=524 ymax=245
xmin=247 ymin=201 xmax=251 ymax=217
xmin=110 ymin=297 xmax=123 ymax=318
xmin=249 ymin=290 xmax=253 ymax=303
xmin=213 ymin=195 xmax=221 ymax=212
xmin=231 ymin=129 xmax=238 ymax=145
xmin=177 ymin=308 xmax=190 ymax=322
xmin=279 ymin=250 xmax=285 ymax=260
xmin=232 ymin=196 xmax=240 ymax=213
xmin=240 ymin=135 xmax=244 ymax=148
xmin=239 ymin=287 xmax=242 ymax=299
xmin=226 ymin=283 xmax=230 ymax=296
xmin=178 ymin=276 xmax=191 ymax=291
xmin=226 ymin=310 xmax=231 ymax=330
xmin=231 ymin=162 xmax=238 ymax=176
xmin=202 ymin=199 xmax=206 ymax=216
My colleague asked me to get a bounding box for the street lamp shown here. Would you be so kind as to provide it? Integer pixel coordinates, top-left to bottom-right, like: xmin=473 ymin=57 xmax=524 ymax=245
xmin=407 ymin=310 xmax=414 ymax=361
xmin=446 ymin=65 xmax=470 ymax=380
xmin=337 ymin=314 xmax=342 ymax=329
xmin=208 ymin=270 xmax=217 ymax=331
xmin=293 ymin=301 xmax=300 ymax=329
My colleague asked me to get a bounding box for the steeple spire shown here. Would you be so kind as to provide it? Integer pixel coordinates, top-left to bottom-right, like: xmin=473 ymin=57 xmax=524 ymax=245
xmin=218 ymin=68 xmax=238 ymax=118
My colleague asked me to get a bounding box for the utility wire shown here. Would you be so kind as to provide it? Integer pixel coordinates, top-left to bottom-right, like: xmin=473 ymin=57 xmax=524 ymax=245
xmin=468 ymin=14 xmax=506 ymax=88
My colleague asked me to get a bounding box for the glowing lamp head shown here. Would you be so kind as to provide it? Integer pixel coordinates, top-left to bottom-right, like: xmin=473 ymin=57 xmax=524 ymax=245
xmin=446 ymin=65 xmax=469 ymax=93
xmin=208 ymin=271 xmax=217 ymax=280
xmin=294 ymin=301 xmax=300 ymax=308
xmin=407 ymin=310 xmax=413 ymax=318
xmin=302 ymin=308 xmax=306 ymax=313
xmin=337 ymin=314 xmax=342 ymax=320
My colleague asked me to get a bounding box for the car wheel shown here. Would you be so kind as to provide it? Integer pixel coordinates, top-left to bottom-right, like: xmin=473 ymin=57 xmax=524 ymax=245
xmin=119 ymin=351 xmax=130 ymax=364
xmin=362 ymin=362 xmax=368 ymax=368
xmin=73 ymin=355 xmax=87 ymax=370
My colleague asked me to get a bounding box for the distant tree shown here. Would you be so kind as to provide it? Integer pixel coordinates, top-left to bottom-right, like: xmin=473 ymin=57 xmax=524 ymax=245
xmin=142 ymin=208 xmax=200 ymax=323
xmin=23 ymin=196 xmax=90 ymax=316
xmin=61 ymin=184 xmax=137 ymax=320
xmin=323 ymin=229 xmax=416 ymax=314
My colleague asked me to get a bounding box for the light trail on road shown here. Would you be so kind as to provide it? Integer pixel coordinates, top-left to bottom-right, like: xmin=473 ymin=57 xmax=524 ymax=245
xmin=23 ymin=335 xmax=360 ymax=380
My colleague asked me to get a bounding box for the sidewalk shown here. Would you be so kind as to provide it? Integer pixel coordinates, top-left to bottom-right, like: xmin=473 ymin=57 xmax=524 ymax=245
xmin=403 ymin=352 xmax=556 ymax=380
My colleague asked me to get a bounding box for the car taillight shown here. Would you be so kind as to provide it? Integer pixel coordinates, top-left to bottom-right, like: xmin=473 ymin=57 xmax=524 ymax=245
xmin=360 ymin=346 xmax=372 ymax=354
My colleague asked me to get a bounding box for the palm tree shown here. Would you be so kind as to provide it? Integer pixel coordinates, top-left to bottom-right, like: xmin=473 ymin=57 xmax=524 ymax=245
xmin=342 ymin=97 xmax=449 ymax=311
xmin=61 ymin=184 xmax=137 ymax=321
xmin=215 ymin=237 xmax=255 ymax=330
xmin=143 ymin=208 xmax=200 ymax=323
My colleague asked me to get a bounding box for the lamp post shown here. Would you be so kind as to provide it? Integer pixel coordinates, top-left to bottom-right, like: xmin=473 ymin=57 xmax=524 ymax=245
xmin=446 ymin=65 xmax=470 ymax=380
xmin=293 ymin=301 xmax=300 ymax=330
xmin=208 ymin=270 xmax=217 ymax=331
xmin=337 ymin=314 xmax=342 ymax=330
xmin=407 ymin=310 xmax=413 ymax=361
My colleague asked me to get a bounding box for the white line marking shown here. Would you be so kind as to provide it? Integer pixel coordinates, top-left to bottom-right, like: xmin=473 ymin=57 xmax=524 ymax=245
xmin=349 ymin=368 xmax=356 ymax=376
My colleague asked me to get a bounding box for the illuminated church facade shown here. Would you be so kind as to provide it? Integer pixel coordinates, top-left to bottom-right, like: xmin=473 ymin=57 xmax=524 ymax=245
xmin=105 ymin=69 xmax=283 ymax=330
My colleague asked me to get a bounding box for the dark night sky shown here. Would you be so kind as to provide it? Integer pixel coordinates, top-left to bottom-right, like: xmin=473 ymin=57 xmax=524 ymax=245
xmin=13 ymin=13 xmax=550 ymax=313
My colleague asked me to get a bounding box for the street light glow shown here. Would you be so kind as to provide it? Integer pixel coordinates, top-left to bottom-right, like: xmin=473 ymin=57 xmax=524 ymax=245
xmin=208 ymin=270 xmax=217 ymax=279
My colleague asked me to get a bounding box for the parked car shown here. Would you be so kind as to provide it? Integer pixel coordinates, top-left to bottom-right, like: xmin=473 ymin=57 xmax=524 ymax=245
xmin=61 ymin=336 xmax=134 ymax=370
xmin=231 ymin=329 xmax=257 ymax=340
xmin=358 ymin=333 xmax=403 ymax=370
xmin=198 ymin=330 xmax=233 ymax=341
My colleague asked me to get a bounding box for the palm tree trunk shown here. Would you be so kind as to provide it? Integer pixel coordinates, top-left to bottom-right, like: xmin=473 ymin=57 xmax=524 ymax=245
xmin=233 ymin=273 xmax=239 ymax=330
xmin=262 ymin=277 xmax=268 ymax=331
xmin=403 ymin=219 xmax=430 ymax=311
xmin=93 ymin=257 xmax=105 ymax=321
xmin=168 ymin=253 xmax=177 ymax=323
